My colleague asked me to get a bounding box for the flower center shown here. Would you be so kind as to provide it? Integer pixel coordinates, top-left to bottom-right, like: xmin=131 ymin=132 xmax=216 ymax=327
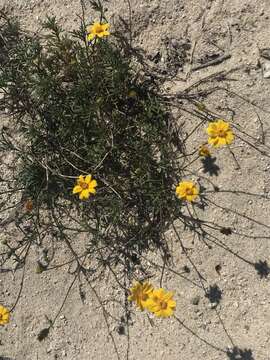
xmin=95 ymin=25 xmax=103 ymax=34
xmin=81 ymin=182 xmax=88 ymax=190
xmin=185 ymin=188 xmax=194 ymax=195
xmin=217 ymin=129 xmax=226 ymax=137
xmin=160 ymin=301 xmax=168 ymax=310
xmin=141 ymin=294 xmax=148 ymax=301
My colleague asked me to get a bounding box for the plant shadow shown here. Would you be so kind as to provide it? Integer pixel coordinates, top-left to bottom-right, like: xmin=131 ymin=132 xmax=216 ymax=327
xmin=226 ymin=347 xmax=255 ymax=360
xmin=201 ymin=156 xmax=220 ymax=176
xmin=254 ymin=260 xmax=270 ymax=278
xmin=205 ymin=284 xmax=222 ymax=304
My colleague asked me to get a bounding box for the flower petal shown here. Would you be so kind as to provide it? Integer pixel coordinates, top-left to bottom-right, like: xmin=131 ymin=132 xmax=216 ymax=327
xmin=226 ymin=131 xmax=234 ymax=144
xmin=90 ymin=179 xmax=97 ymax=188
xmin=102 ymin=23 xmax=110 ymax=31
xmin=85 ymin=175 xmax=92 ymax=184
xmin=79 ymin=189 xmax=90 ymax=200
xmin=218 ymin=120 xmax=229 ymax=131
xmin=87 ymin=33 xmax=95 ymax=41
xmin=77 ymin=175 xmax=85 ymax=184
xmin=73 ymin=185 xmax=82 ymax=194
xmin=208 ymin=137 xmax=218 ymax=147
xmin=0 ymin=305 xmax=10 ymax=325
xmin=164 ymin=291 xmax=174 ymax=301
xmin=168 ymin=299 xmax=176 ymax=309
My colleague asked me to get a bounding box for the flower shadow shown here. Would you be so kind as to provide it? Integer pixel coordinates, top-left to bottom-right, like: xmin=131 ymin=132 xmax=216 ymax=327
xmin=226 ymin=347 xmax=255 ymax=360
xmin=201 ymin=156 xmax=220 ymax=177
xmin=205 ymin=284 xmax=222 ymax=304
xmin=254 ymin=260 xmax=270 ymax=278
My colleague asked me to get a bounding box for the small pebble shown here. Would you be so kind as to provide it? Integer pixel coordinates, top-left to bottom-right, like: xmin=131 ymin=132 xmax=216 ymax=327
xmin=191 ymin=295 xmax=200 ymax=305
xmin=208 ymin=302 xmax=218 ymax=309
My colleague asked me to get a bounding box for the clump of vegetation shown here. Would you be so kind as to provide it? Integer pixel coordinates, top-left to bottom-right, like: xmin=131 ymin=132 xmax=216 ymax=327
xmin=0 ymin=9 xmax=184 ymax=266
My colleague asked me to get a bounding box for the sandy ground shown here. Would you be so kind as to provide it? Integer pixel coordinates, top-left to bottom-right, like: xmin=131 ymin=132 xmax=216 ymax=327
xmin=1 ymin=0 xmax=270 ymax=359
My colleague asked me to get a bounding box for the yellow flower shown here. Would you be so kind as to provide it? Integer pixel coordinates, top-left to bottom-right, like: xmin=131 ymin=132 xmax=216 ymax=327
xmin=199 ymin=144 xmax=211 ymax=157
xmin=72 ymin=175 xmax=97 ymax=200
xmin=128 ymin=282 xmax=154 ymax=311
xmin=206 ymin=119 xmax=234 ymax=147
xmin=175 ymin=181 xmax=199 ymax=202
xmin=86 ymin=22 xmax=110 ymax=42
xmin=145 ymin=288 xmax=176 ymax=318
xmin=0 ymin=305 xmax=10 ymax=325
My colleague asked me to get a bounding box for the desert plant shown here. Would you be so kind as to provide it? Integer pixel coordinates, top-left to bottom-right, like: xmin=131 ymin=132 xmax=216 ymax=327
xmin=0 ymin=3 xmax=269 ymax=359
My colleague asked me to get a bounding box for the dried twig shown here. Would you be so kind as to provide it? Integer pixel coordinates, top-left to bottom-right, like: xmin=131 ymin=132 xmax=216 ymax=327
xmin=192 ymin=53 xmax=231 ymax=72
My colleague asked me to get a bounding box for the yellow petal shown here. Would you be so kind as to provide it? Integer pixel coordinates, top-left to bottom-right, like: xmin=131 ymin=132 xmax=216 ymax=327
xmin=87 ymin=33 xmax=95 ymax=41
xmin=208 ymin=137 xmax=218 ymax=147
xmin=90 ymin=179 xmax=97 ymax=188
xmin=3 ymin=313 xmax=9 ymax=321
xmin=79 ymin=189 xmax=90 ymax=200
xmin=164 ymin=291 xmax=174 ymax=301
xmin=216 ymin=137 xmax=227 ymax=147
xmin=155 ymin=288 xmax=164 ymax=298
xmin=0 ymin=306 xmax=10 ymax=324
xmin=206 ymin=124 xmax=216 ymax=135
xmin=218 ymin=120 xmax=229 ymax=131
xmin=102 ymin=23 xmax=110 ymax=31
xmin=168 ymin=300 xmax=176 ymax=309
xmin=91 ymin=22 xmax=99 ymax=31
xmin=73 ymin=185 xmax=82 ymax=194
xmin=96 ymin=32 xmax=105 ymax=38
xmin=77 ymin=175 xmax=84 ymax=184
xmin=146 ymin=301 xmax=159 ymax=312
xmin=153 ymin=309 xmax=162 ymax=317
xmin=226 ymin=131 xmax=234 ymax=144
xmin=85 ymin=175 xmax=92 ymax=184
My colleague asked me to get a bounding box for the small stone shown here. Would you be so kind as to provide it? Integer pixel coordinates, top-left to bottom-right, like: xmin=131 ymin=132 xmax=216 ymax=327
xmin=262 ymin=60 xmax=270 ymax=78
xmin=171 ymin=39 xmax=179 ymax=48
xmin=208 ymin=302 xmax=218 ymax=309
xmin=191 ymin=295 xmax=200 ymax=305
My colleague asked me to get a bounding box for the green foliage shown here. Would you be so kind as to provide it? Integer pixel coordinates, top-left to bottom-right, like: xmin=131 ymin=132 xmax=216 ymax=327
xmin=0 ymin=11 xmax=184 ymax=263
